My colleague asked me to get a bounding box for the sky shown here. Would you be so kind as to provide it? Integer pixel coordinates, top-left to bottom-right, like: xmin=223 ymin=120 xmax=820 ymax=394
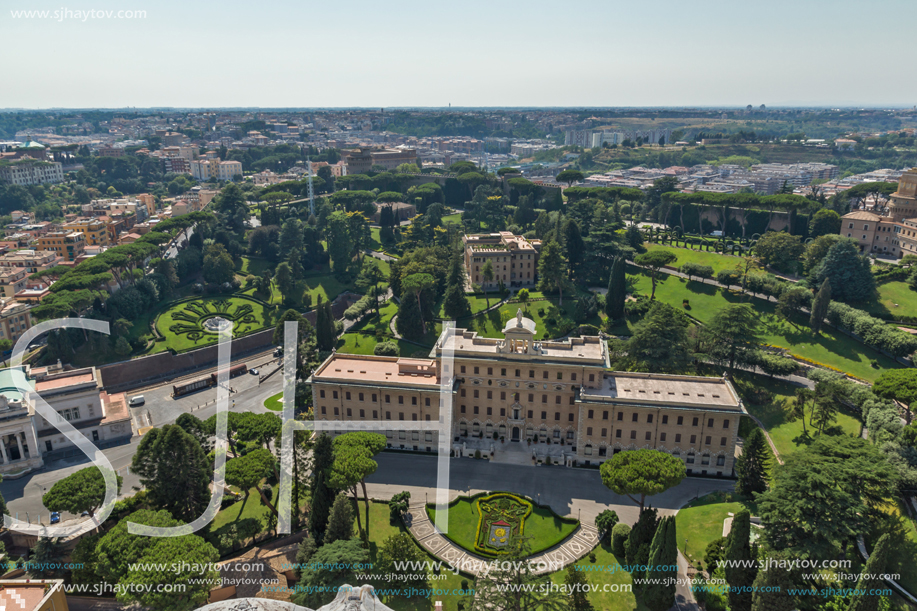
xmin=2 ymin=0 xmax=916 ymax=109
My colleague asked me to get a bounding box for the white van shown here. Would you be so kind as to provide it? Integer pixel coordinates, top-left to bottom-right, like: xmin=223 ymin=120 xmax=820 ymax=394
xmin=129 ymin=395 xmax=145 ymax=407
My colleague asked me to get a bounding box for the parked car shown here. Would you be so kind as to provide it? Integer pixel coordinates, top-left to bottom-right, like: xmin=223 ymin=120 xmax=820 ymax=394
xmin=129 ymin=395 xmax=145 ymax=407
xmin=249 ymin=368 xmax=259 ymax=375
xmin=50 ymin=512 xmax=61 ymax=524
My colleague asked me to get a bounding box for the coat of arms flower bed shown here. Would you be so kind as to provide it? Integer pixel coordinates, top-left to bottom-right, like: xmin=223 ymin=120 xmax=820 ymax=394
xmin=474 ymin=493 xmax=533 ymax=553
xmin=162 ymin=297 xmax=266 ymax=344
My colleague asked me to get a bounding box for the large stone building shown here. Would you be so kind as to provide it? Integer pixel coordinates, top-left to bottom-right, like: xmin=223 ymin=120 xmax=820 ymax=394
xmin=0 ymin=159 xmax=64 ymax=186
xmin=463 ymin=232 xmax=542 ymax=289
xmin=309 ymin=313 xmax=744 ymax=476
xmin=342 ymin=148 xmax=417 ymax=174
xmin=840 ymin=168 xmax=917 ymax=258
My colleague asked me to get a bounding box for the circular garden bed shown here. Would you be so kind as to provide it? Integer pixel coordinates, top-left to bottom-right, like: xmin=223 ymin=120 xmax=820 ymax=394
xmin=426 ymin=491 xmax=579 ymax=557
xmin=154 ymin=295 xmax=272 ymax=353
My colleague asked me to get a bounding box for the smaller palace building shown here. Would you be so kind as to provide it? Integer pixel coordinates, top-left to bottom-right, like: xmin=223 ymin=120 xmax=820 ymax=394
xmin=463 ymin=232 xmax=541 ymax=290
xmin=309 ymin=311 xmax=746 ymax=476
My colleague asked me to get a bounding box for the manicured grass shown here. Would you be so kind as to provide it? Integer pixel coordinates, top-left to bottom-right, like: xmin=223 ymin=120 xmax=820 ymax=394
xmin=864 ymin=281 xmax=917 ymax=320
xmin=466 ymin=297 xmax=601 ymax=341
xmin=264 ymin=392 xmax=283 ymax=411
xmin=675 ymin=491 xmax=756 ymax=570
xmin=435 ymin=294 xmax=495 ymax=319
xmin=336 ymin=333 xmax=428 ymax=358
xmin=155 ymin=295 xmax=272 ymax=353
xmin=644 ymin=243 xmax=745 ymax=275
xmin=369 ymin=227 xmax=383 ymax=251
xmin=628 ymin=269 xmax=901 ymax=382
xmin=548 ymin=541 xmax=647 ymax=610
xmin=732 ymin=372 xmax=862 ymax=458
xmin=426 ymin=496 xmax=578 ymax=557
xmin=235 ymin=256 xmax=272 ymax=277
xmin=442 ymin=213 xmax=462 ymax=224
xmin=206 ymin=485 xmax=280 ymax=551
xmin=242 ymin=272 xmax=351 ymax=306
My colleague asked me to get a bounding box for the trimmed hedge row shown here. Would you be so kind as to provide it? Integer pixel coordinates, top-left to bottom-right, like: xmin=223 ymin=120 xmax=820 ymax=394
xmin=826 ymin=302 xmax=917 ymax=358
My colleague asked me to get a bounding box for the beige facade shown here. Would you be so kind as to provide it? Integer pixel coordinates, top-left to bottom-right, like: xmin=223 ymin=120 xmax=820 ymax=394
xmin=463 ymin=232 xmax=542 ymax=289
xmin=343 ymin=148 xmax=417 ymax=174
xmin=841 ymin=168 xmax=917 ymax=258
xmin=309 ymin=313 xmax=744 ymax=475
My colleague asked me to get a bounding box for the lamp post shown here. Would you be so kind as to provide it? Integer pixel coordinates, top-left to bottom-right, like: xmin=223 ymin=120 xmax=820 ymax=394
xmin=684 ymin=538 xmax=688 ymax=555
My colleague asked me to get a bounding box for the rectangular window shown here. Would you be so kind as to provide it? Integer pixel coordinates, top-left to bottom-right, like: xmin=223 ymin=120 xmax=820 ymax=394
xmin=372 ymin=394 xmax=377 ymax=402
xmin=571 ymin=373 xmax=577 ymax=381
xmin=501 ymin=391 xmax=507 ymax=400
xmin=320 ymin=390 xmax=326 ymax=398
xmin=645 ymin=431 xmax=652 ymax=440
xmin=647 ymin=414 xmax=653 ymax=423
xmin=527 ymin=410 xmax=533 ymax=418
xmin=675 ymin=433 xmax=681 ymax=442
xmin=557 ymin=372 xmax=562 ymax=380
xmin=425 ymin=398 xmax=430 ymax=407
xmin=692 ymin=417 xmax=699 ymax=427
xmin=528 ymin=393 xmax=533 ymax=402
xmin=616 ymin=429 xmax=622 ymax=438
xmin=589 ymin=374 xmax=595 ymax=382
xmin=617 ymin=412 xmax=623 ymax=421
xmin=461 ymin=366 xmax=466 ymax=373
xmin=358 ymin=393 xmax=363 ymax=401
xmin=412 ymin=414 xmax=418 ymax=421
xmin=705 ymin=436 xmax=712 ymax=445
xmin=386 ymin=411 xmax=391 ymax=420
xmin=662 ymin=415 xmax=669 ymax=424
xmin=500 ymin=408 xmax=505 ymax=416
xmin=708 ymin=418 xmax=714 ymax=428
xmin=720 ymin=437 xmax=727 ymax=446
xmin=586 ymin=427 xmax=593 ymax=435
xmin=554 ymin=412 xmax=560 ymax=421
xmin=474 ymin=366 xmax=479 ymax=374
xmin=543 ymin=371 xmax=548 ymax=379
xmin=474 ymin=406 xmax=479 ymax=414
xmin=587 ymin=410 xmax=594 ymax=419
xmin=399 ymin=413 xmax=405 ymax=421
xmin=529 ymin=370 xmax=535 ymax=378
xmin=333 ymin=407 xmax=339 ymax=415
xmin=631 ymin=413 xmax=638 ymax=422
xmin=359 ymin=409 xmax=364 ymax=417
xmin=474 ymin=390 xmax=479 ymax=398
xmin=487 ymin=407 xmax=492 ymax=416
xmin=601 ymin=428 xmax=607 ymax=437
xmin=460 ymin=405 xmax=466 ymax=413
xmin=373 ymin=410 xmax=378 ymax=418
xmin=332 ymin=390 xmax=338 ymax=399
xmin=515 ymin=369 xmax=521 ymax=377
xmin=501 ymin=368 xmax=506 ymax=376
xmin=487 ymin=390 xmax=493 ymax=399
xmin=723 ymin=419 xmax=730 ymax=429
xmin=412 ymin=397 xmax=417 ymax=405
xmin=568 ymin=413 xmax=574 ymax=422
xmin=542 ymin=395 xmax=547 ymax=403
xmin=541 ymin=411 xmax=547 ymax=420
xmin=461 ymin=389 xmax=466 ymax=397
xmin=555 ymin=396 xmax=561 ymax=405
xmin=690 ymin=435 xmax=696 ymax=443
xmin=630 ymin=430 xmax=637 ymax=439
xmin=602 ymin=411 xmax=608 ymax=420
xmin=399 ymin=396 xmax=404 ymax=404
xmin=385 ymin=395 xmax=391 ymax=403
xmin=321 ymin=406 xmax=326 ymax=414
xmin=677 ymin=416 xmax=684 ymax=425
xmin=660 ymin=432 xmax=667 ymax=442
xmin=487 ymin=367 xmax=493 ymax=375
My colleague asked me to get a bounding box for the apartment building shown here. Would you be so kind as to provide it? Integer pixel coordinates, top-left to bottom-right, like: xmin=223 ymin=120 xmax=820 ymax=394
xmin=217 ymin=160 xmax=243 ymax=181
xmin=62 ymin=218 xmax=110 ymax=247
xmin=310 ymin=315 xmax=743 ymax=473
xmin=0 ymin=160 xmax=64 ymax=186
xmin=463 ymin=232 xmax=542 ymax=289
xmin=162 ymin=156 xmax=190 ymax=174
xmin=343 ymin=148 xmax=418 ymax=173
xmin=0 ymin=268 xmax=28 ymax=299
xmin=0 ymin=250 xmax=60 ymax=274
xmin=35 ymin=232 xmax=85 ymax=262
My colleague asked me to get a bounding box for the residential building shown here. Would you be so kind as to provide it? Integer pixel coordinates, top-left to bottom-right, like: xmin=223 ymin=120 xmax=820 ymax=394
xmin=309 ymin=315 xmax=743 ymax=473
xmin=217 ymin=160 xmax=242 ymax=180
xmin=162 ymin=156 xmax=190 ymax=174
xmin=343 ymin=148 xmax=417 ymax=173
xmin=463 ymin=232 xmax=542 ymax=289
xmin=35 ymin=232 xmax=85 ymax=262
xmin=136 ymin=193 xmax=156 ymax=217
xmin=0 ymin=268 xmax=28 ymax=299
xmin=0 ymin=299 xmax=34 ymax=347
xmin=0 ymin=250 xmax=60 ymax=274
xmin=0 ymin=159 xmax=64 ymax=186
xmin=62 ymin=218 xmax=110 ymax=247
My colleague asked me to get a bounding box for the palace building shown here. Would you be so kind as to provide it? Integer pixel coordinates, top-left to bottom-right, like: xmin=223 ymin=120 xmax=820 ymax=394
xmin=308 ymin=311 xmax=745 ymax=476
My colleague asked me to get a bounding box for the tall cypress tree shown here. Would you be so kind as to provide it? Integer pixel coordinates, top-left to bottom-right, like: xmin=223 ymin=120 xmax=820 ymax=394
xmin=750 ymin=552 xmax=798 ymax=611
xmin=809 ymin=277 xmax=832 ymax=335
xmin=725 ymin=509 xmax=757 ymax=611
xmin=443 ymin=258 xmax=471 ymax=320
xmin=606 ymin=256 xmax=626 ymax=321
xmin=315 ymin=296 xmax=336 ymax=351
xmin=308 ymin=434 xmax=335 ymax=544
xmin=643 ymin=516 xmax=677 ymax=611
xmin=735 ymin=428 xmax=770 ymax=496
xmin=324 ymin=492 xmax=354 ymax=545
xmin=625 ymin=507 xmax=659 ymax=567
xmin=847 ymin=534 xmax=890 ymax=611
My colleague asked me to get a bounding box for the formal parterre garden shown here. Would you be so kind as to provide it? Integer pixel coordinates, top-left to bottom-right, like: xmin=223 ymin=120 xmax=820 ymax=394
xmin=154 ymin=295 xmax=272 ymax=352
xmin=425 ymin=492 xmax=579 ymax=558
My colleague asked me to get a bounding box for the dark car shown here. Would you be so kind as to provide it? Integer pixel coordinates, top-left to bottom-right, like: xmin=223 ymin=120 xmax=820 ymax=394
xmin=50 ymin=512 xmax=61 ymax=524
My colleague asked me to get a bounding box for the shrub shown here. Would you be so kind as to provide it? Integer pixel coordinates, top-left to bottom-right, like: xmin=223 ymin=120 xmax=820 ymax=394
xmin=474 ymin=450 xmax=481 ymax=459
xmin=611 ymin=522 xmax=631 ymax=557
xmin=680 ymin=262 xmax=714 ymax=281
xmin=827 ymin=301 xmax=917 ymax=357
xmin=716 ymin=269 xmax=741 ymax=287
xmin=373 ymin=341 xmax=399 ymax=356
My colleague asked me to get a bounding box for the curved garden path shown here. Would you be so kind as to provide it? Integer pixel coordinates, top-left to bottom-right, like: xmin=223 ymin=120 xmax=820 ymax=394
xmin=404 ymin=497 xmax=600 ymax=577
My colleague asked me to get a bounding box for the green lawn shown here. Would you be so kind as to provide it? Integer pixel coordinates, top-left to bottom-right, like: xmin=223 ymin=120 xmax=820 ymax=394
xmin=235 ymin=256 xmax=272 ymax=277
xmin=465 ymin=296 xmax=601 ymax=341
xmin=644 ymin=243 xmax=745 ymax=275
xmin=675 ymin=492 xmax=756 ymax=570
xmin=733 ymin=372 xmax=862 ymax=458
xmin=206 ymin=485 xmax=280 ymax=554
xmin=442 ymin=213 xmax=462 ymax=224
xmin=154 ymin=296 xmax=272 ymax=353
xmin=426 ymin=496 xmax=578 ymax=557
xmin=264 ymin=392 xmax=283 ymax=411
xmin=241 ymin=272 xmax=351 ymax=307
xmin=548 ymin=541 xmax=648 ymax=610
xmin=370 ymin=227 xmax=383 ymax=250
xmin=863 ymin=281 xmax=917 ymax=320
xmin=628 ymin=268 xmax=901 ymax=382
xmin=435 ymin=294 xmax=495 ymax=319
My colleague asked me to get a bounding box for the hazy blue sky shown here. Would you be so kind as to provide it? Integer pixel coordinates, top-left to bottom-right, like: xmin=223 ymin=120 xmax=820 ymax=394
xmin=3 ymin=0 xmax=916 ymax=108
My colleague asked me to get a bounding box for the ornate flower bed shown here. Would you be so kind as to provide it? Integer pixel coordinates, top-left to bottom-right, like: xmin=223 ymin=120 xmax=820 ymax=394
xmin=155 ymin=296 xmax=270 ymax=352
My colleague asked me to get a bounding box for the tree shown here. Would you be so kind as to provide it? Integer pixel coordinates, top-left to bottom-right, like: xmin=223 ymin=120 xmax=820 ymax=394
xmin=325 ymin=210 xmax=352 ymax=274
xmin=29 ymin=537 xmax=68 ymax=579
xmin=625 ymin=507 xmax=659 ymax=566
xmin=324 ymin=492 xmax=354 ymax=545
xmin=847 ymin=534 xmax=890 ymax=611
xmin=643 ymin=516 xmax=677 ymax=611
xmin=565 ymin=564 xmax=594 ymax=611
xmin=873 ymin=369 xmax=917 ymax=424
xmin=402 ymin=272 xmax=435 ymax=334
xmin=725 ymin=510 xmax=758 ymax=611
xmin=225 ymin=449 xmax=278 ymax=523
xmin=556 ymin=169 xmax=584 ymax=187
xmin=537 ymin=239 xmax=570 ymax=305
xmin=606 ymin=256 xmax=626 ymax=320
xmin=750 ymin=552 xmax=799 ymax=611
xmin=811 ymin=238 xmax=876 ymax=302
xmin=376 ymin=533 xmax=429 ymax=594
xmin=611 ymin=523 xmax=630 ymax=556
xmin=735 ymin=428 xmax=770 ymax=496
xmin=481 ymin=260 xmax=494 ymax=305
xmin=466 ymin=538 xmax=565 ymax=611
xmin=625 ymin=223 xmax=643 ymax=249
xmin=812 ymin=395 xmax=839 ymax=434
xmin=309 ymin=434 xmax=335 ymax=544
xmin=808 ymin=208 xmax=842 ymax=238
xmin=704 ymin=537 xmax=727 ymax=575
xmin=635 ymin=250 xmax=677 ymax=300
xmin=753 ymin=232 xmax=803 ymax=273
xmin=516 ymin=287 xmax=530 ymax=312
xmin=776 ymin=286 xmax=809 ymax=328
xmin=624 ymin=302 xmax=690 ymax=372
xmin=117 ymin=535 xmax=219 ymax=611
xmin=315 ymin=297 xmax=335 ymax=351
xmin=703 ymin=304 xmax=763 ymax=369
xmin=595 ymin=509 xmax=619 ymax=542
xmin=42 ymin=467 xmax=122 ymax=518
xmin=274 ymin=262 xmax=294 ymax=303
xmin=291 ymin=539 xmax=370 ymax=609
xmin=329 ymin=432 xmax=386 ymax=545
xmin=130 ymin=425 xmax=211 ymax=522
xmin=810 ymin=277 xmax=832 ymax=334
xmin=562 ymin=219 xmax=585 ymax=278
xmin=388 ymin=490 xmax=411 ymax=522
xmin=600 ymin=449 xmax=686 ymax=513
xmin=202 ymin=243 xmax=234 ymax=285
